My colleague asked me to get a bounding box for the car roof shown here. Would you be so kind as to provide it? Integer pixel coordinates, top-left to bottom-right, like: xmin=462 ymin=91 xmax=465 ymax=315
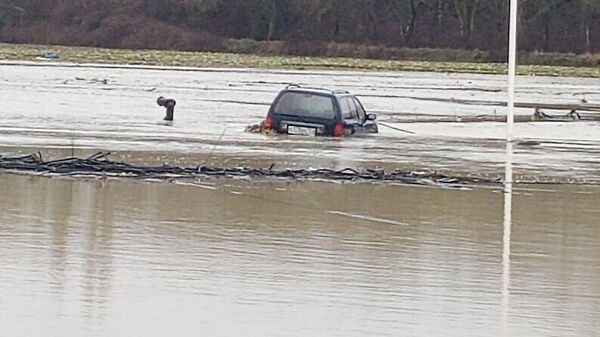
xmin=283 ymin=85 xmax=351 ymax=97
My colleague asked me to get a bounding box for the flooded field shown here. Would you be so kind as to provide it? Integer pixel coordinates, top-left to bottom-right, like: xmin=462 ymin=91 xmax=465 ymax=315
xmin=1 ymin=174 xmax=599 ymax=337
xmin=1 ymin=62 xmax=600 ymax=336
xmin=1 ymin=62 xmax=600 ymax=182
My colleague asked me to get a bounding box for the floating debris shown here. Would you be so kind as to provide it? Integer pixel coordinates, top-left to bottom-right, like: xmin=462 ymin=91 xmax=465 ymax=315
xmin=0 ymin=152 xmax=500 ymax=187
xmin=533 ymin=108 xmax=581 ymax=121
xmin=37 ymin=51 xmax=59 ymax=60
xmin=245 ymin=122 xmax=276 ymax=135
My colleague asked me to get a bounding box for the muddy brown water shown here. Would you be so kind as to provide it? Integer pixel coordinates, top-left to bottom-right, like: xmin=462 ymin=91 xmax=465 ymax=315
xmin=1 ymin=174 xmax=599 ymax=337
xmin=1 ymin=62 xmax=600 ymax=336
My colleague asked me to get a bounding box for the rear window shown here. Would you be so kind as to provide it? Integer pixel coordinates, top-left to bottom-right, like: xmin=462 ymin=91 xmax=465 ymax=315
xmin=273 ymin=92 xmax=336 ymax=119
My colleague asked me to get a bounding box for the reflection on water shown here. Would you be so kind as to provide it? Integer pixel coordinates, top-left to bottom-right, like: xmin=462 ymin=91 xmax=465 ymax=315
xmin=502 ymin=140 xmax=514 ymax=337
xmin=1 ymin=174 xmax=600 ymax=337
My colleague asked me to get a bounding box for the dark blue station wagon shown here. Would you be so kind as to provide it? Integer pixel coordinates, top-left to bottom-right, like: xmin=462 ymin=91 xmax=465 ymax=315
xmin=264 ymin=85 xmax=378 ymax=136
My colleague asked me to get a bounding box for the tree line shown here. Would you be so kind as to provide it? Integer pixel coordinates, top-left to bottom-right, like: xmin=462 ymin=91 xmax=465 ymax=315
xmin=1 ymin=0 xmax=599 ymax=56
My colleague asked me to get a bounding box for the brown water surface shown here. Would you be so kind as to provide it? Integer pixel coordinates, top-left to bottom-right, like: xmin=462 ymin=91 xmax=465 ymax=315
xmin=1 ymin=174 xmax=599 ymax=337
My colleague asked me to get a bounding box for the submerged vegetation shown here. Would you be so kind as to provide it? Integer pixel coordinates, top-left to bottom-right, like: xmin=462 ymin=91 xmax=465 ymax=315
xmin=2 ymin=43 xmax=600 ymax=78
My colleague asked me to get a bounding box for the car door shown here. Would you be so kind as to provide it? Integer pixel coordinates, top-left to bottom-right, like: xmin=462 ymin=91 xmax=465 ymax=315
xmin=353 ymin=96 xmax=367 ymax=126
xmin=353 ymin=96 xmax=376 ymax=133
xmin=339 ymin=96 xmax=361 ymax=134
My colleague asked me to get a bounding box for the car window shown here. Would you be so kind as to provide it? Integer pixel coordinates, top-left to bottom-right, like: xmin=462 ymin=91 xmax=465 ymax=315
xmin=340 ymin=97 xmax=358 ymax=119
xmin=274 ymin=92 xmax=335 ymax=118
xmin=340 ymin=97 xmax=352 ymax=119
xmin=354 ymin=97 xmax=366 ymax=120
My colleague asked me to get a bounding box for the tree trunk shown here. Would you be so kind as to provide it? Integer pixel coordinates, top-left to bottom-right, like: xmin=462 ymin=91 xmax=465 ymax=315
xmin=542 ymin=13 xmax=550 ymax=51
xmin=334 ymin=13 xmax=340 ymax=36
xmin=586 ymin=24 xmax=591 ymax=52
xmin=366 ymin=9 xmax=378 ymax=42
xmin=437 ymin=0 xmax=444 ymax=27
xmin=583 ymin=3 xmax=592 ymax=53
xmin=266 ymin=2 xmax=277 ymax=41
xmin=267 ymin=15 xmax=276 ymax=41
xmin=468 ymin=0 xmax=479 ymax=41
xmin=401 ymin=0 xmax=418 ymax=45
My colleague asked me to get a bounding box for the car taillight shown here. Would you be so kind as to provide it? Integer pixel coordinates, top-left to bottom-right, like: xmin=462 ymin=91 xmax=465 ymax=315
xmin=334 ymin=122 xmax=345 ymax=137
xmin=264 ymin=115 xmax=273 ymax=129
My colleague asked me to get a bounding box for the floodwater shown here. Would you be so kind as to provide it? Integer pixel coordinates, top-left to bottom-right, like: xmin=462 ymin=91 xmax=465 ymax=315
xmin=1 ymin=62 xmax=600 ymax=182
xmin=2 ymin=62 xmax=600 ymax=336
xmin=1 ymin=174 xmax=600 ymax=337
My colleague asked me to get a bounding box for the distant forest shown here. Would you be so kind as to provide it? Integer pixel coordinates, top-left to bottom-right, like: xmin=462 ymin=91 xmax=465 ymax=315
xmin=1 ymin=0 xmax=600 ymax=58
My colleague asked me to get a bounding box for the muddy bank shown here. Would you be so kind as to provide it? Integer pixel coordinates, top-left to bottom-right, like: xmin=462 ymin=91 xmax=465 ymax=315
xmin=3 ymin=43 xmax=600 ymax=77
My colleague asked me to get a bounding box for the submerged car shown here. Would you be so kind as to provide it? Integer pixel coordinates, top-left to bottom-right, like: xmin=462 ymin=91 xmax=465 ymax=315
xmin=263 ymin=85 xmax=378 ymax=136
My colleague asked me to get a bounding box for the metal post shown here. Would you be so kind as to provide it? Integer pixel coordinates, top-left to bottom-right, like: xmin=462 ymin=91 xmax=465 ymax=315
xmin=505 ymin=0 xmax=518 ymax=193
xmin=502 ymin=1 xmax=518 ymax=337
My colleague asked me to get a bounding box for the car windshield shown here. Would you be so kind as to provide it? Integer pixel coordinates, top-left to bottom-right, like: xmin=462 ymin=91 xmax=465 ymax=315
xmin=274 ymin=92 xmax=335 ymax=119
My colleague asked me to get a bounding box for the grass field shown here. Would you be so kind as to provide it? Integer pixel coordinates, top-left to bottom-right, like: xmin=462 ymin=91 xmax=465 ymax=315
xmin=2 ymin=43 xmax=600 ymax=78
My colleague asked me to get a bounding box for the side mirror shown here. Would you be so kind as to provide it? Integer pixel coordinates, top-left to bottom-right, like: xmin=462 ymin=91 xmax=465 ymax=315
xmin=367 ymin=113 xmax=377 ymax=121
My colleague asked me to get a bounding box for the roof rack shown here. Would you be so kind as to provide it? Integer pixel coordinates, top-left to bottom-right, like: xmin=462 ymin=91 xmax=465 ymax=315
xmin=285 ymin=84 xmax=328 ymax=91
xmin=285 ymin=84 xmax=350 ymax=95
xmin=333 ymin=89 xmax=350 ymax=94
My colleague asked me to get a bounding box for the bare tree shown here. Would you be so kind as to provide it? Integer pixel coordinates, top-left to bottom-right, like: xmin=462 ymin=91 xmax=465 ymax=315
xmin=452 ymin=0 xmax=481 ymax=45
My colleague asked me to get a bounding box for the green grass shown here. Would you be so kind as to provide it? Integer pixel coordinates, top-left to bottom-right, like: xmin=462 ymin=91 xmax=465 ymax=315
xmin=2 ymin=43 xmax=600 ymax=78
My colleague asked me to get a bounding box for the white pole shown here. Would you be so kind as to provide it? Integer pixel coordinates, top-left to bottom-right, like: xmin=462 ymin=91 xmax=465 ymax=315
xmin=507 ymin=0 xmax=518 ymax=140
xmin=502 ymin=1 xmax=518 ymax=337
xmin=505 ymin=0 xmax=518 ymax=194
